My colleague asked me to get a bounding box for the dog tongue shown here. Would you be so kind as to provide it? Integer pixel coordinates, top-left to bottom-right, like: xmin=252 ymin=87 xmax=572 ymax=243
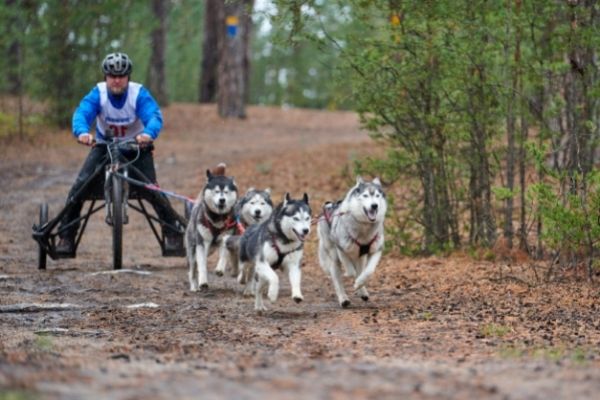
xmin=367 ymin=208 xmax=377 ymax=221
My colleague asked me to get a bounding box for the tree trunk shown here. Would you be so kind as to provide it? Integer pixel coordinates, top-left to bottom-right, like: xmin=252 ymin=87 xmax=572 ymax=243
xmin=503 ymin=0 xmax=522 ymax=247
xmin=519 ymin=113 xmax=531 ymax=253
xmin=147 ymin=0 xmax=169 ymax=106
xmin=199 ymin=0 xmax=220 ymax=103
xmin=467 ymin=70 xmax=497 ymax=247
xmin=217 ymin=0 xmax=254 ymax=118
xmin=5 ymin=0 xmax=21 ymax=96
xmin=47 ymin=0 xmax=73 ymax=128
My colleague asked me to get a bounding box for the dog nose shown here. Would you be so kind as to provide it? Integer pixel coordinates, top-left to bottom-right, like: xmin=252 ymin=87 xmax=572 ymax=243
xmin=219 ymin=198 xmax=226 ymax=205
xmin=302 ymin=228 xmax=309 ymax=235
xmin=371 ymin=203 xmax=378 ymax=211
xmin=254 ymin=210 xmax=261 ymax=216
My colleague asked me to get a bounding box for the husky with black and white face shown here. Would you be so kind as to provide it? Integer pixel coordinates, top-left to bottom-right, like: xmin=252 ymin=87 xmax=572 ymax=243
xmin=185 ymin=168 xmax=238 ymax=291
xmin=317 ymin=177 xmax=387 ymax=308
xmin=214 ymin=187 xmax=274 ymax=278
xmin=237 ymin=193 xmax=312 ymax=312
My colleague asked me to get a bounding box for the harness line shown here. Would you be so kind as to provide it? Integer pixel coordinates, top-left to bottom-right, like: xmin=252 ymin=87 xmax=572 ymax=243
xmin=113 ymin=172 xmax=195 ymax=204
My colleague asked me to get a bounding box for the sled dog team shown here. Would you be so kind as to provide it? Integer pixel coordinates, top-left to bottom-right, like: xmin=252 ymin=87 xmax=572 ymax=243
xmin=185 ymin=164 xmax=387 ymax=311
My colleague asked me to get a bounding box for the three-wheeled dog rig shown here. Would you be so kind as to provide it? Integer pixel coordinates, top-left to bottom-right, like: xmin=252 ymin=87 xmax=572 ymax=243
xmin=32 ymin=138 xmax=191 ymax=270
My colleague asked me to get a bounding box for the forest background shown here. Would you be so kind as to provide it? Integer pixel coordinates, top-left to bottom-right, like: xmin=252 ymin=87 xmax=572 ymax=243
xmin=1 ymin=0 xmax=599 ymax=280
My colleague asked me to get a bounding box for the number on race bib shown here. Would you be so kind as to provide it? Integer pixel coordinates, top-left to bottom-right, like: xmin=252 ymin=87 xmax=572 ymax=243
xmin=108 ymin=125 xmax=128 ymax=137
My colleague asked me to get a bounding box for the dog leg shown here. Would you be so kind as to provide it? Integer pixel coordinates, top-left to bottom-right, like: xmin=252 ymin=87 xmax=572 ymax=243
xmin=354 ymin=251 xmax=382 ymax=291
xmin=230 ymin=251 xmax=240 ymax=278
xmin=214 ymin=237 xmax=230 ymax=277
xmin=243 ymin=278 xmax=256 ymax=297
xmin=256 ymin=261 xmax=278 ymax=303
xmin=330 ymin=259 xmax=351 ymax=308
xmin=254 ymin=274 xmax=267 ymax=312
xmin=237 ymin=261 xmax=246 ymax=284
xmin=337 ymin=249 xmax=357 ymax=278
xmin=196 ymin=245 xmax=209 ymax=289
xmin=287 ymin=262 xmax=303 ymax=303
xmin=319 ymin=245 xmax=350 ymax=307
xmin=238 ymin=260 xmax=252 ymax=285
xmin=187 ymin=246 xmax=198 ymax=292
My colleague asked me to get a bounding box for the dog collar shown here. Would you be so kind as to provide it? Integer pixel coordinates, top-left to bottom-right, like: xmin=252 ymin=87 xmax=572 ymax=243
xmin=201 ymin=213 xmax=237 ymax=239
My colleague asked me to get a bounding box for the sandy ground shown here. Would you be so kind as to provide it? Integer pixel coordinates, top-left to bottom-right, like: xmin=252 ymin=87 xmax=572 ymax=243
xmin=1 ymin=104 xmax=599 ymax=399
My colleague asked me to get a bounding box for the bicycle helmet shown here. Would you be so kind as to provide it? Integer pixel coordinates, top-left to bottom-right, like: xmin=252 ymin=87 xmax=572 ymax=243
xmin=101 ymin=52 xmax=132 ymax=76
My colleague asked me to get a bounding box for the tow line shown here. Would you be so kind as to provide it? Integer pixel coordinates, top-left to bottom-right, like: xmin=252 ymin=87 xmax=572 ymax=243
xmin=113 ymin=172 xmax=195 ymax=204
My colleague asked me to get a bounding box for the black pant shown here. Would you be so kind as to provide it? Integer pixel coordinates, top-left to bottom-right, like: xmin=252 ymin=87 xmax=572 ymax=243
xmin=58 ymin=145 xmax=181 ymax=239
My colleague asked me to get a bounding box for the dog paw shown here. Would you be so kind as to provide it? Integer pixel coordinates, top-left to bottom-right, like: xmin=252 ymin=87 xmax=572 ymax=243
xmin=215 ymin=270 xmax=224 ymax=277
xmin=255 ymin=304 xmax=268 ymax=312
xmin=199 ymin=283 xmax=209 ymax=291
xmin=292 ymin=296 xmax=303 ymax=304
xmin=361 ymin=295 xmax=369 ymax=302
xmin=340 ymin=299 xmax=351 ymax=308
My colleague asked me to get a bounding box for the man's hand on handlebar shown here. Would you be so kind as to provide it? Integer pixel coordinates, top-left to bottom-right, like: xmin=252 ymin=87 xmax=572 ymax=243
xmin=135 ymin=133 xmax=153 ymax=149
xmin=77 ymin=133 xmax=94 ymax=146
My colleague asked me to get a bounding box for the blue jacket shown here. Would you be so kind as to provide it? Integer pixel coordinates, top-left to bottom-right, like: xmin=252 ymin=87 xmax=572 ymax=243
xmin=71 ymin=83 xmax=163 ymax=140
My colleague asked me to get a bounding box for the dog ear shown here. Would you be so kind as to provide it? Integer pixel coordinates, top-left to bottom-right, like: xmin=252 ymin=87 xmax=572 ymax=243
xmin=283 ymin=192 xmax=290 ymax=205
xmin=303 ymin=192 xmax=309 ymax=205
xmin=356 ymin=176 xmax=364 ymax=185
xmin=245 ymin=187 xmax=256 ymax=194
xmin=264 ymin=188 xmax=271 ymax=195
xmin=206 ymin=169 xmax=213 ymax=180
xmin=373 ymin=177 xmax=382 ymax=186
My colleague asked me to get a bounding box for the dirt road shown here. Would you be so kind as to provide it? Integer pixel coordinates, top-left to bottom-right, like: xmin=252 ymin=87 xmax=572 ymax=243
xmin=1 ymin=104 xmax=599 ymax=399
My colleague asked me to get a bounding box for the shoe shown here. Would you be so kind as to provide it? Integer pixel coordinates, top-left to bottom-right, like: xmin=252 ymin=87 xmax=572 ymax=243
xmin=164 ymin=234 xmax=183 ymax=251
xmin=163 ymin=233 xmax=184 ymax=256
xmin=56 ymin=237 xmax=75 ymax=254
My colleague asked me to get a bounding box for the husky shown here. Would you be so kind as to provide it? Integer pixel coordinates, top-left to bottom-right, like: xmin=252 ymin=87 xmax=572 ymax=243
xmin=317 ymin=177 xmax=387 ymax=308
xmin=237 ymin=193 xmax=311 ymax=311
xmin=185 ymin=167 xmax=238 ymax=291
xmin=214 ymin=187 xmax=273 ymax=278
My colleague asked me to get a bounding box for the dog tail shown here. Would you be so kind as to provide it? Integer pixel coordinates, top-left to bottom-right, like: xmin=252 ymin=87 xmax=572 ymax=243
xmin=211 ymin=162 xmax=227 ymax=176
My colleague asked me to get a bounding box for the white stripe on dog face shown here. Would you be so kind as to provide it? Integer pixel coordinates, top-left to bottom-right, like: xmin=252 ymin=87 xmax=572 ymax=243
xmin=348 ymin=181 xmax=387 ymax=224
xmin=204 ymin=185 xmax=238 ymax=215
xmin=241 ymin=193 xmax=273 ymax=224
xmin=280 ymin=205 xmax=311 ymax=242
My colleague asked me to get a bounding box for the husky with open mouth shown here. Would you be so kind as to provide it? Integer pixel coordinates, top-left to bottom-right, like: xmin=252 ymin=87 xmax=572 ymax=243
xmin=317 ymin=177 xmax=387 ymax=308
xmin=237 ymin=193 xmax=311 ymax=311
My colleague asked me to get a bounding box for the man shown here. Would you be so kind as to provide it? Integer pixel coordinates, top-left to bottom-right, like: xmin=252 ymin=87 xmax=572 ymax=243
xmin=56 ymin=52 xmax=183 ymax=254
